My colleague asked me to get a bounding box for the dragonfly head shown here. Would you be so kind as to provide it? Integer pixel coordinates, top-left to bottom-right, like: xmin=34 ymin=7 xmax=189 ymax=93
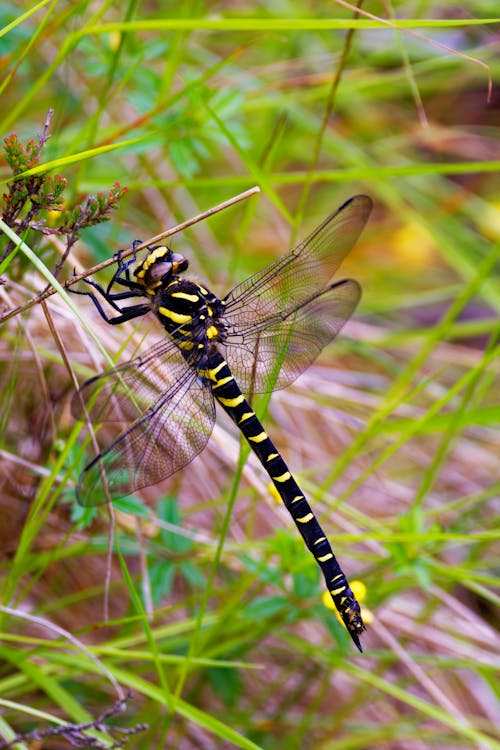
xmin=134 ymin=246 xmax=189 ymax=290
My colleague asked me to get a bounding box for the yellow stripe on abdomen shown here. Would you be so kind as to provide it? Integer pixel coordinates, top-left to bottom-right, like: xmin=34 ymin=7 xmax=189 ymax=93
xmin=248 ymin=431 xmax=268 ymax=443
xmin=217 ymin=394 xmax=245 ymax=408
xmin=273 ymin=471 xmax=291 ymax=483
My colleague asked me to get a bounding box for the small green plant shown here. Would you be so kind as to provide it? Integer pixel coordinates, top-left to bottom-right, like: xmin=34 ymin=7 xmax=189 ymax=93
xmin=1 ymin=114 xmax=127 ymax=276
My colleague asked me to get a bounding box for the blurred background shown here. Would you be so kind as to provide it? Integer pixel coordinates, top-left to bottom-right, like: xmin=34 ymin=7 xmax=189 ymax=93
xmin=0 ymin=2 xmax=498 ymax=749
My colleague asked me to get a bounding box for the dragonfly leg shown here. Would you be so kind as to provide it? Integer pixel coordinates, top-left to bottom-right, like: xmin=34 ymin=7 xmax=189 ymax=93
xmin=70 ymin=241 xmax=149 ymax=318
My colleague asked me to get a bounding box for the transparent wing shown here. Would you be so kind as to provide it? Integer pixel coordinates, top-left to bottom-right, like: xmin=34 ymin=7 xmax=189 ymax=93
xmin=71 ymin=337 xmax=188 ymax=425
xmin=73 ymin=342 xmax=216 ymax=506
xmin=222 ymin=195 xmax=371 ymax=332
xmin=221 ymin=279 xmax=361 ymax=393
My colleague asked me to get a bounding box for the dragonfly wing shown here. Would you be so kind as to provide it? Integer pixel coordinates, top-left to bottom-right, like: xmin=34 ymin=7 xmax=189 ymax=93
xmin=72 ymin=337 xmax=189 ymax=424
xmin=76 ymin=369 xmax=216 ymax=506
xmin=222 ymin=195 xmax=371 ymax=332
xmin=73 ymin=339 xmax=216 ymax=506
xmin=222 ymin=279 xmax=361 ymax=393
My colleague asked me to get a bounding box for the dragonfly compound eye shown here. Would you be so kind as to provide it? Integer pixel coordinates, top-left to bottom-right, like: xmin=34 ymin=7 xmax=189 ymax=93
xmin=148 ymin=260 xmax=174 ymax=283
xmin=171 ymin=253 xmax=189 ymax=274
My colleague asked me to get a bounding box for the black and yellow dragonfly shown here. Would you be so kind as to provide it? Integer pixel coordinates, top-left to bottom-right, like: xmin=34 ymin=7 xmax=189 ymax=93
xmin=72 ymin=194 xmax=372 ymax=651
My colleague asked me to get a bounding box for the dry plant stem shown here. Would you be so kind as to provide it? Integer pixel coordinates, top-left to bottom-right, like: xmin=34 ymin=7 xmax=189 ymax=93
xmin=41 ymin=299 xmax=115 ymax=622
xmin=0 ymin=186 xmax=261 ymax=324
xmin=0 ymin=605 xmax=125 ymax=700
xmin=372 ymin=620 xmax=470 ymax=724
xmin=136 ymin=519 xmax=154 ymax=617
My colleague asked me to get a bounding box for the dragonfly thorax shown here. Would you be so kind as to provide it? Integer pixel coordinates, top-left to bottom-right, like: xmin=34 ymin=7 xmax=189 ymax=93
xmin=152 ymin=276 xmax=226 ymax=357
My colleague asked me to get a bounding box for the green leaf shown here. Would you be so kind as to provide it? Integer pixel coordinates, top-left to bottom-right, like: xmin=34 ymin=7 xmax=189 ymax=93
xmin=179 ymin=561 xmax=206 ymax=589
xmin=157 ymin=496 xmax=192 ymax=554
xmin=293 ymin=570 xmax=318 ymax=599
xmin=208 ymin=666 xmax=243 ymax=709
xmin=149 ymin=559 xmax=175 ymax=604
xmin=113 ymin=494 xmax=149 ymax=517
xmin=244 ymin=596 xmax=289 ymax=622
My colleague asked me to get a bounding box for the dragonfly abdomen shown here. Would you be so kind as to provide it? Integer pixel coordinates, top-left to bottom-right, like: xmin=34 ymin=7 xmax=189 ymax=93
xmin=203 ymin=350 xmax=365 ymax=651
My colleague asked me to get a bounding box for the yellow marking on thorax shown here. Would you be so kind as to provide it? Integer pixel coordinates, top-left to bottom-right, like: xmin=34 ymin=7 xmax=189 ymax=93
xmin=158 ymin=306 xmax=192 ymax=325
xmin=171 ymin=291 xmax=200 ymax=303
xmin=206 ymin=325 xmax=218 ymax=339
xmin=177 ymin=340 xmax=195 ymax=351
xmin=147 ymin=283 xmax=164 ymax=295
xmin=217 ymin=394 xmax=245 ymax=408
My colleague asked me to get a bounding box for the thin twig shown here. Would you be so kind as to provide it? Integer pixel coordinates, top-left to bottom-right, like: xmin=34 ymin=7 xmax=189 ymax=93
xmin=38 ymin=108 xmax=54 ymax=149
xmin=0 ymin=186 xmax=261 ymax=324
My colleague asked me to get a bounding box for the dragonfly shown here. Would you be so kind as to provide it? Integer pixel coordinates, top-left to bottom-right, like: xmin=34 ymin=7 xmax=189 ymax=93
xmin=72 ymin=194 xmax=372 ymax=651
